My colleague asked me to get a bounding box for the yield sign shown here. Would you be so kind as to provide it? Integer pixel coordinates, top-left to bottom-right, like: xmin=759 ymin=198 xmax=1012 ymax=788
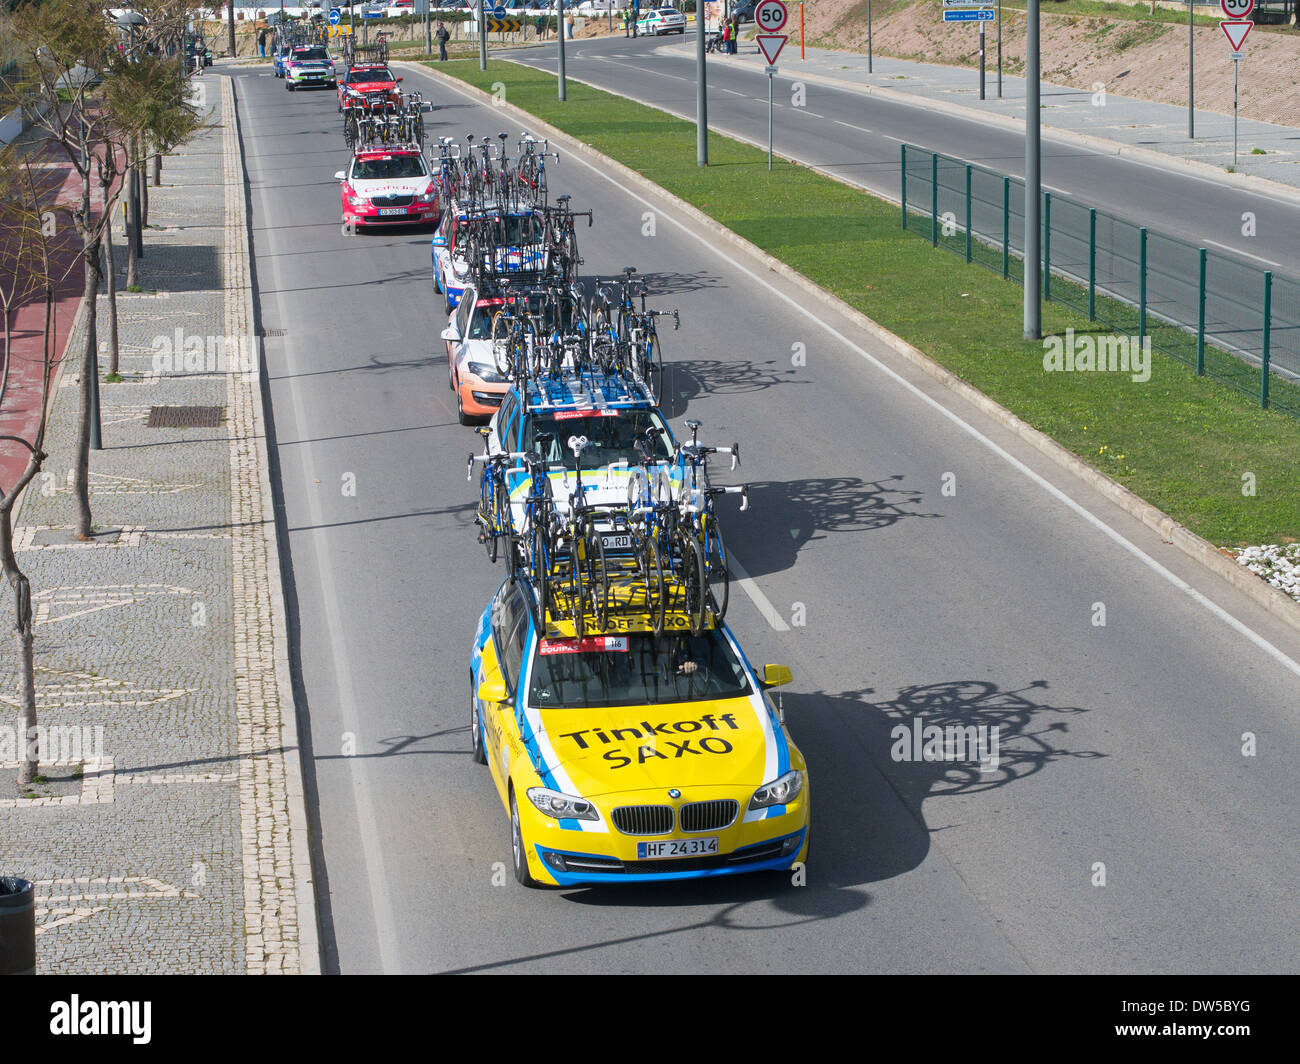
xmin=756 ymin=34 xmax=787 ymax=66
xmin=1220 ymin=20 xmax=1252 ymax=51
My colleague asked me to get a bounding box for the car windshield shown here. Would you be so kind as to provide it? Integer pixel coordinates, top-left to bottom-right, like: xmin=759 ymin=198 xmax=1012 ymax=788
xmin=351 ymin=155 xmax=427 ymax=180
xmin=525 ymin=407 xmax=673 ymax=469
xmin=293 ymin=47 xmax=329 ymax=61
xmin=347 ymin=67 xmax=392 ymax=83
xmin=529 ymin=631 xmax=751 ymax=709
xmin=468 ymin=304 xmax=499 ymax=340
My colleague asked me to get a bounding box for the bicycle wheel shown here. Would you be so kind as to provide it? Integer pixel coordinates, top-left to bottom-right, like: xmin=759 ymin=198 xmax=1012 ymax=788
xmin=644 ymin=329 xmax=663 ymax=402
xmin=490 ymin=308 xmax=514 ymax=377
xmin=496 ymin=477 xmax=516 ymax=574
xmin=639 ymin=531 xmax=665 ymax=638
xmin=701 ymin=513 xmax=729 ymax=623
xmin=529 ymin=520 xmax=551 ymax=631
xmin=675 ymin=530 xmax=707 ymax=637
xmin=567 ymin=531 xmax=587 ymax=640
xmin=479 ymin=473 xmax=499 ymax=564
xmin=584 ymin=525 xmax=609 ymax=634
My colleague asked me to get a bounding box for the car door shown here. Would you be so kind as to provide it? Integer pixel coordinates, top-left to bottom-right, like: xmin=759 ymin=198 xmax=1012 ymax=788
xmin=448 ymin=284 xmax=475 ymax=378
xmin=485 ymin=581 xmax=529 ymax=800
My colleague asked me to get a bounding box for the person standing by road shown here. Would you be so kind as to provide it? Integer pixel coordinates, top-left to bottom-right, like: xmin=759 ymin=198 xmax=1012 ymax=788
xmin=537 ymin=13 xmax=547 ymax=39
xmin=257 ymin=27 xmax=267 ymax=58
xmin=436 ymin=20 xmax=449 ymax=60
xmin=729 ymin=14 xmax=739 ymax=54
xmin=566 ymin=10 xmax=575 ymax=37
xmin=622 ymin=5 xmax=629 ymax=36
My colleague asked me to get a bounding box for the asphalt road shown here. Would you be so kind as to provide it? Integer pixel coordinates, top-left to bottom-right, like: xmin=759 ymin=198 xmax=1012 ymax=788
xmin=510 ymin=35 xmax=1300 ymax=374
xmin=234 ymin=61 xmax=1300 ymax=974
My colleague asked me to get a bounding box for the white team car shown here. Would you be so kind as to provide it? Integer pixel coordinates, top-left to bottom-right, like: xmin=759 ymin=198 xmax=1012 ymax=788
xmin=636 ymin=7 xmax=687 ymax=34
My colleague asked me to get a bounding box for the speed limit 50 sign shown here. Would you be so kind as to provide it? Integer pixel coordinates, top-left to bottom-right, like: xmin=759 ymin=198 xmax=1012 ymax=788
xmin=755 ymin=0 xmax=788 ymax=33
xmin=1221 ymin=0 xmax=1254 ymax=18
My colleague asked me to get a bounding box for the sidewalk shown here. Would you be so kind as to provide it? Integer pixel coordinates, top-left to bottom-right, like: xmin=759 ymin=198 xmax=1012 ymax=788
xmin=0 ymin=76 xmax=317 ymax=973
xmin=685 ymin=39 xmax=1300 ymax=193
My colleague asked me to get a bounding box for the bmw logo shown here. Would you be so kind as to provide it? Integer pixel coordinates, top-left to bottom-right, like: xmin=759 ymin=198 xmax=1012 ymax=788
xmin=668 ymin=789 xmax=681 ymax=799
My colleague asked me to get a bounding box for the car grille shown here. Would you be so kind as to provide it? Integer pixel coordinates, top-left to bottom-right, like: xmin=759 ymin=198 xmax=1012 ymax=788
xmin=370 ymin=194 xmax=414 ymax=208
xmin=611 ymin=805 xmax=674 ymax=836
xmin=679 ymin=799 xmax=738 ymax=833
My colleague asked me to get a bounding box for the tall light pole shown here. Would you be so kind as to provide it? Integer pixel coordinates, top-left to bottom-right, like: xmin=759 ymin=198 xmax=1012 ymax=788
xmin=557 ymin=0 xmax=567 ymax=100
xmin=1188 ymin=0 xmax=1194 ymax=138
xmin=229 ymin=1 xmax=237 ymax=60
xmin=696 ymin=0 xmax=708 ymax=165
xmin=1024 ymin=0 xmax=1040 ymax=340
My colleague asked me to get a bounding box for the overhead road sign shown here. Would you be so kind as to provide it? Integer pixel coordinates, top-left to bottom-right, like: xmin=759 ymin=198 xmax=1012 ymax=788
xmin=755 ymin=33 xmax=786 ymax=66
xmin=944 ymin=8 xmax=995 ymax=20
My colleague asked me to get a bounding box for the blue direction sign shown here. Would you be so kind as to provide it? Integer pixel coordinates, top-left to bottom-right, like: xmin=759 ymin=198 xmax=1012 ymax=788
xmin=943 ymin=8 xmax=995 ymax=19
xmin=493 ymin=3 xmax=506 ymax=16
xmin=328 ymin=7 xmax=341 ymax=25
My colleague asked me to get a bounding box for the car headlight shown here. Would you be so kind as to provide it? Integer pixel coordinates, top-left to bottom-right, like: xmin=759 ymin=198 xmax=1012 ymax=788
xmin=466 ymin=361 xmax=506 ymax=383
xmin=346 ymin=195 xmax=366 ymax=207
xmin=527 ymin=787 xmax=599 ymax=821
xmin=416 ymin=190 xmax=437 ymax=204
xmin=748 ymin=769 xmax=803 ymax=810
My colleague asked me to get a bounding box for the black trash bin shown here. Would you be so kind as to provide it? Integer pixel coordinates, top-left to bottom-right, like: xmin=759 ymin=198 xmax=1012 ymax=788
xmin=0 ymin=877 xmax=36 ymax=975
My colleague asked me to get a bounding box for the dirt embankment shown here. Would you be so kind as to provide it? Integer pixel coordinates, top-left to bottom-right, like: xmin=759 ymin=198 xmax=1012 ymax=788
xmin=805 ymin=0 xmax=1300 ymax=125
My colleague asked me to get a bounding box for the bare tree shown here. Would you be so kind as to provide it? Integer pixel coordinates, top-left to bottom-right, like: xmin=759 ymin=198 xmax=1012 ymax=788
xmin=0 ymin=148 xmax=59 ymax=788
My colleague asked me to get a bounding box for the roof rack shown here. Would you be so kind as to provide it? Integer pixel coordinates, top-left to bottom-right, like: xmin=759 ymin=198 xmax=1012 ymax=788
xmin=525 ymin=567 xmax=717 ymax=640
xmin=523 ymin=370 xmax=655 ymax=414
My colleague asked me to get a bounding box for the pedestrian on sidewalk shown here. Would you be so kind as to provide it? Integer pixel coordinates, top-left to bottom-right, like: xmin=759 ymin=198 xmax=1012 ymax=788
xmin=567 ymin=11 xmax=575 ymax=37
xmin=257 ymin=27 xmax=267 ymax=58
xmin=436 ymin=21 xmax=449 ymax=61
xmin=721 ymin=18 xmax=730 ymax=54
xmin=729 ymin=15 xmax=739 ymax=54
xmin=622 ymin=6 xmax=629 ymax=35
xmin=537 ymin=13 xmax=547 ymax=39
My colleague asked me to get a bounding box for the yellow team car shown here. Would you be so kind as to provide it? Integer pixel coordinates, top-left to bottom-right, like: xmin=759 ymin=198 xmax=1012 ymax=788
xmin=469 ymin=577 xmax=811 ymax=886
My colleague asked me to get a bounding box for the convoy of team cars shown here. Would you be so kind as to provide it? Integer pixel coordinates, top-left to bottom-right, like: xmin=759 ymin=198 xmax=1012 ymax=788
xmin=428 ymin=133 xmax=807 ymax=887
xmin=303 ymin=46 xmax=808 ymax=885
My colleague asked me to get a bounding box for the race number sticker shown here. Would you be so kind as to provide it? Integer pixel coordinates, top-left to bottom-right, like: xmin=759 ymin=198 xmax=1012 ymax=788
xmin=553 ymin=409 xmax=620 ymax=420
xmin=539 ymin=636 xmax=629 ymax=655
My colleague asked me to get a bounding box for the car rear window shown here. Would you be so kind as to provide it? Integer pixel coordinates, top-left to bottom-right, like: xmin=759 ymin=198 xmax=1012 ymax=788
xmin=525 ymin=408 xmax=672 ymax=470
xmin=529 ymin=631 xmax=751 ymax=709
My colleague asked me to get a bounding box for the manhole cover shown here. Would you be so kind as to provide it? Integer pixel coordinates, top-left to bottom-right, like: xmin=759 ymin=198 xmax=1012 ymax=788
xmin=146 ymin=405 xmax=224 ymax=428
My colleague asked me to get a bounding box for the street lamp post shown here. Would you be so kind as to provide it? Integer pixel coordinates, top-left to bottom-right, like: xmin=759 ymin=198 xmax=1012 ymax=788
xmin=1024 ymin=0 xmax=1041 ymax=340
xmin=696 ymin=0 xmax=708 ymax=165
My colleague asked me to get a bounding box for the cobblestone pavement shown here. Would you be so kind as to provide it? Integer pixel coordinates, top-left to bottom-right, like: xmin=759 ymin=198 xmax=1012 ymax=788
xmin=0 ymin=77 xmax=319 ymax=974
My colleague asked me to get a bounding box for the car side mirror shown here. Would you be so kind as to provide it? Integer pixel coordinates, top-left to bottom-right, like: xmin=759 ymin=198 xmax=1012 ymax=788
xmin=396 ymin=76 xmax=403 ymax=82
xmin=334 ymin=170 xmax=346 ymax=181
xmin=441 ymin=325 xmax=460 ymax=342
xmin=477 ymin=675 xmax=509 ymax=705
xmin=761 ymin=664 xmax=792 ymax=689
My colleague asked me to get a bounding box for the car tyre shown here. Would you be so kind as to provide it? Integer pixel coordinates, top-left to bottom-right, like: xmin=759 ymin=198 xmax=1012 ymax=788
xmin=470 ymin=673 xmax=487 ymax=765
xmin=510 ymin=789 xmax=539 ymax=887
xmin=457 ymin=386 xmax=474 ymax=426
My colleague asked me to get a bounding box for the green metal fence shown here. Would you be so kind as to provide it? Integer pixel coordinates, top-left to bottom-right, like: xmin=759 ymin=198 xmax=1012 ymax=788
xmin=900 ymin=143 xmax=1300 ymax=419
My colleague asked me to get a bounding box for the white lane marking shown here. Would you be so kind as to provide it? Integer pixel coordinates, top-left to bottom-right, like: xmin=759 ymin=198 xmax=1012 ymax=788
xmin=247 ymin=92 xmax=406 ymax=971
xmin=729 ymin=555 xmax=791 ymax=632
xmin=835 ymin=119 xmax=872 ymax=134
xmin=412 ymin=67 xmax=1300 ymax=679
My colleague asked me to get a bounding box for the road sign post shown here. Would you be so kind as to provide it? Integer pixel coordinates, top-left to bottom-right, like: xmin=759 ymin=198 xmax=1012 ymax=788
xmin=755 ymin=2 xmax=788 ymax=171
xmin=1220 ymin=11 xmax=1252 ymax=169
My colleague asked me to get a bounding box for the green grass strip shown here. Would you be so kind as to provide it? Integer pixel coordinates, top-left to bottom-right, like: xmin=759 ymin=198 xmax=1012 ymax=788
xmin=428 ymin=58 xmax=1299 ymax=548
